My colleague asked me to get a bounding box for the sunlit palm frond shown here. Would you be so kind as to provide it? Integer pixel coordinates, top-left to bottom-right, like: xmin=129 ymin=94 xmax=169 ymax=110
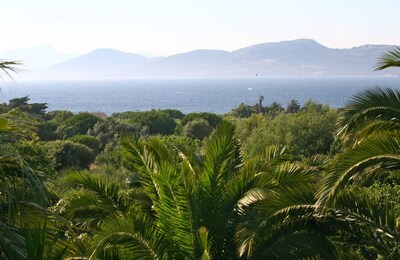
xmin=196 ymin=227 xmax=212 ymax=260
xmin=60 ymin=172 xmax=131 ymax=229
xmin=375 ymin=47 xmax=400 ymax=70
xmin=67 ymin=172 xmax=128 ymax=212
xmin=332 ymin=191 xmax=400 ymax=258
xmin=201 ymin=121 xmax=243 ymax=194
xmin=90 ymin=213 xmax=161 ymax=260
xmin=338 ymin=87 xmax=400 ymax=139
xmin=149 ymin=162 xmax=195 ymax=259
xmin=236 ymin=204 xmax=333 ymax=259
xmin=316 ymin=132 xmax=400 ymax=207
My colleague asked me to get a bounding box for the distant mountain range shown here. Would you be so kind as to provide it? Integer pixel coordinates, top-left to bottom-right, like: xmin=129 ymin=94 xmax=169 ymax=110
xmin=0 ymin=44 xmax=77 ymax=70
xmin=6 ymin=39 xmax=400 ymax=79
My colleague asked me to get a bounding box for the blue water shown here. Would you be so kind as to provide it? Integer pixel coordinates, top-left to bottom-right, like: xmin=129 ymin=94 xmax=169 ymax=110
xmin=1 ymin=77 xmax=400 ymax=115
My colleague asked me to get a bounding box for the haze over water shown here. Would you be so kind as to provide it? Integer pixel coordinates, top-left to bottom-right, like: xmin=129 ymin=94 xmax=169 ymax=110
xmin=2 ymin=77 xmax=400 ymax=114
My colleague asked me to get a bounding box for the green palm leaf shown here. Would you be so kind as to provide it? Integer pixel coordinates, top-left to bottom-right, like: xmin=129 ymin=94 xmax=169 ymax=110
xmin=316 ymin=132 xmax=400 ymax=207
xmin=375 ymin=47 xmax=400 ymax=70
xmin=90 ymin=213 xmax=160 ymax=260
xmin=338 ymin=87 xmax=400 ymax=139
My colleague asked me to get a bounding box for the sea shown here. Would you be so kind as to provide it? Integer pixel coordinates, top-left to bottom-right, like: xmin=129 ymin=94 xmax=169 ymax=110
xmin=2 ymin=77 xmax=400 ymax=115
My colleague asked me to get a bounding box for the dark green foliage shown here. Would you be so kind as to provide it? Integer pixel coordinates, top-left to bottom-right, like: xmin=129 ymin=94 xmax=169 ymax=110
xmin=7 ymin=96 xmax=47 ymax=116
xmin=183 ymin=119 xmax=214 ymax=140
xmin=68 ymin=135 xmax=100 ymax=153
xmin=94 ymin=142 xmax=125 ymax=168
xmin=38 ymin=121 xmax=61 ymax=141
xmin=55 ymin=113 xmax=101 ymax=138
xmin=267 ymin=101 xmax=284 ymax=117
xmin=88 ymin=118 xmax=144 ymax=150
xmin=113 ymin=110 xmax=177 ymax=135
xmin=44 ymin=110 xmax=74 ymax=122
xmin=15 ymin=139 xmax=54 ymax=173
xmin=181 ymin=112 xmax=222 ymax=127
xmin=161 ymin=109 xmax=185 ymax=119
xmin=45 ymin=140 xmax=95 ymax=170
xmin=229 ymin=103 xmax=259 ymax=118
xmin=286 ymin=99 xmax=301 ymax=113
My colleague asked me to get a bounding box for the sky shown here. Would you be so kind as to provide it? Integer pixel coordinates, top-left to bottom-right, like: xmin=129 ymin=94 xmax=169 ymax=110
xmin=1 ymin=0 xmax=400 ymax=56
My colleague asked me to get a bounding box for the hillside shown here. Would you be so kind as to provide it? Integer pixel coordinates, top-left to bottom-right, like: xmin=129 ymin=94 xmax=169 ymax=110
xmin=24 ymin=39 xmax=399 ymax=79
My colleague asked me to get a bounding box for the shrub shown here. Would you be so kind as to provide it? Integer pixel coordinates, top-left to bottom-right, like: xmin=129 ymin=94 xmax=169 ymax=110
xmin=69 ymin=134 xmax=100 ymax=153
xmin=183 ymin=119 xmax=214 ymax=140
xmin=181 ymin=112 xmax=222 ymax=128
xmin=45 ymin=140 xmax=95 ymax=170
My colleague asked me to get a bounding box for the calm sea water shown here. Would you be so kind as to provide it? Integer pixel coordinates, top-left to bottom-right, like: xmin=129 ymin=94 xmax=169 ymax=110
xmin=2 ymin=77 xmax=400 ymax=115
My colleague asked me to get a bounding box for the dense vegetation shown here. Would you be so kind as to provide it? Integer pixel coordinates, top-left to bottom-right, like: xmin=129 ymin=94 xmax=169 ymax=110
xmin=1 ymin=50 xmax=400 ymax=259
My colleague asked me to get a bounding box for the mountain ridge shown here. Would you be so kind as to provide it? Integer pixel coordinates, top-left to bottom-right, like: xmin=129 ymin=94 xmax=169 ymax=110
xmin=16 ymin=39 xmax=400 ymax=79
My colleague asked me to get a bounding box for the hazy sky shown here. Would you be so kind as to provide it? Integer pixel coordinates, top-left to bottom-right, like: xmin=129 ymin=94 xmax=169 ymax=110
xmin=1 ymin=0 xmax=399 ymax=56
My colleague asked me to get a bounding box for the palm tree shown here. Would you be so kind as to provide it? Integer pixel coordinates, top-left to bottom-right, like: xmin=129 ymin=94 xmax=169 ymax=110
xmin=312 ymin=52 xmax=400 ymax=258
xmin=286 ymin=99 xmax=300 ymax=113
xmin=0 ymin=59 xmax=69 ymax=259
xmin=61 ymin=122 xmax=342 ymax=259
xmin=258 ymin=95 xmax=264 ymax=113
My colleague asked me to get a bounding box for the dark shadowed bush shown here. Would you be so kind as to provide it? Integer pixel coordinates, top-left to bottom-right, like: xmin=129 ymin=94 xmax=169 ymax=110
xmin=45 ymin=140 xmax=95 ymax=170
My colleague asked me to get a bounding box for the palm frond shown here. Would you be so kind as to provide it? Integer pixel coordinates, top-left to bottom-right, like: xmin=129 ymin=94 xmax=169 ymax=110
xmin=201 ymin=121 xmax=243 ymax=196
xmin=0 ymin=221 xmax=26 ymax=259
xmin=90 ymin=213 xmax=160 ymax=260
xmin=338 ymin=87 xmax=400 ymax=138
xmin=316 ymin=132 xmax=400 ymax=207
xmin=375 ymin=47 xmax=400 ymax=70
xmin=67 ymin=172 xmax=128 ymax=212
xmin=0 ymin=60 xmax=22 ymax=80
xmin=196 ymin=227 xmax=212 ymax=260
xmin=334 ymin=191 xmax=399 ymax=256
xmin=149 ymin=162 xmax=195 ymax=258
xmin=236 ymin=204 xmax=331 ymax=258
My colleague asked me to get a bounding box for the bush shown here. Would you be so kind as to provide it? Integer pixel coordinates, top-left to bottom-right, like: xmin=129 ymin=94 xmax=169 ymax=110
xmin=57 ymin=113 xmax=102 ymax=138
xmin=237 ymin=100 xmax=338 ymax=157
xmin=181 ymin=112 xmax=222 ymax=128
xmin=15 ymin=139 xmax=54 ymax=173
xmin=113 ymin=110 xmax=177 ymax=135
xmin=183 ymin=119 xmax=214 ymax=140
xmin=45 ymin=110 xmax=74 ymax=122
xmin=69 ymin=134 xmax=100 ymax=153
xmin=38 ymin=121 xmax=61 ymax=141
xmin=45 ymin=140 xmax=95 ymax=170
